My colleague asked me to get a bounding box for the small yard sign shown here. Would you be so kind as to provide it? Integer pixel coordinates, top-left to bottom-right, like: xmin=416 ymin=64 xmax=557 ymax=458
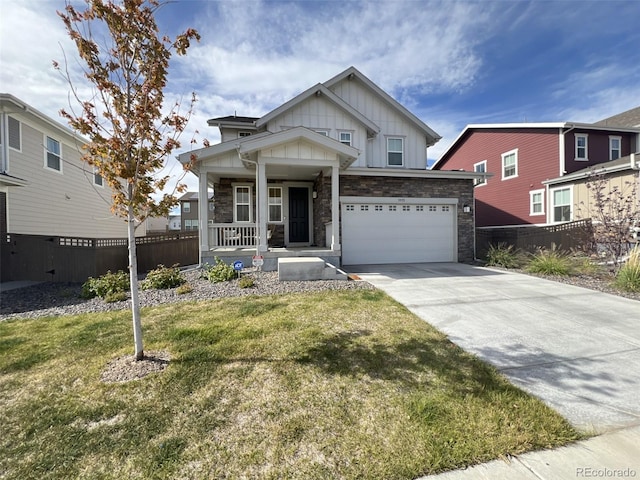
xmin=252 ymin=255 xmax=264 ymax=268
xmin=233 ymin=261 xmax=244 ymax=271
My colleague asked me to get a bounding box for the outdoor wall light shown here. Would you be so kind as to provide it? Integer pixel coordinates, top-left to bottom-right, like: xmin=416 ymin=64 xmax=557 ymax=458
xmin=463 ymin=204 xmax=471 ymax=213
xmin=312 ymin=191 xmax=318 ymax=199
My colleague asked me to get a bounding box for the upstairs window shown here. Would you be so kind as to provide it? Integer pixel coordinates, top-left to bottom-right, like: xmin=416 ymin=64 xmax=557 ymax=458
xmin=268 ymin=187 xmax=282 ymax=222
xmin=609 ymin=136 xmax=621 ymax=160
xmin=339 ymin=131 xmax=352 ymax=146
xmin=238 ymin=131 xmax=252 ymax=138
xmin=183 ymin=202 xmax=191 ymax=213
xmin=575 ymin=134 xmax=588 ymax=161
xmin=94 ymin=168 xmax=103 ymax=187
xmin=2 ymin=116 xmax=21 ymax=151
xmin=45 ymin=136 xmax=61 ymax=172
xmin=473 ymin=160 xmax=487 ymax=186
xmin=387 ymin=137 xmax=404 ymax=166
xmin=234 ymin=185 xmax=252 ymax=222
xmin=313 ymin=129 xmax=329 ymax=136
xmin=501 ymin=149 xmax=518 ymax=179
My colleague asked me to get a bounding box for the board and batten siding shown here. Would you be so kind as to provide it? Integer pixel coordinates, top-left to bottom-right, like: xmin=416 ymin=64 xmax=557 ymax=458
xmin=441 ymin=128 xmax=560 ymax=227
xmin=5 ymin=115 xmax=130 ymax=238
xmin=569 ymin=171 xmax=638 ymax=221
xmin=329 ymin=77 xmax=429 ymax=169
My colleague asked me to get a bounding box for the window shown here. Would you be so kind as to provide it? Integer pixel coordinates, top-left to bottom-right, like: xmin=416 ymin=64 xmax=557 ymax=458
xmin=94 ymin=168 xmax=103 ymax=187
xmin=238 ymin=131 xmax=251 ymax=138
xmin=234 ymin=185 xmax=252 ymax=222
xmin=268 ymin=187 xmax=282 ymax=222
xmin=474 ymin=160 xmax=487 ymax=186
xmin=339 ymin=131 xmax=352 ymax=146
xmin=314 ymin=129 xmax=329 ymax=136
xmin=552 ymin=187 xmax=572 ymax=222
xmin=0 ymin=116 xmax=21 ymax=150
xmin=387 ymin=137 xmax=403 ymax=166
xmin=609 ymin=136 xmax=621 ymax=160
xmin=45 ymin=136 xmax=61 ymax=171
xmin=184 ymin=219 xmax=191 ymax=230
xmin=501 ymin=149 xmax=517 ymax=179
xmin=575 ymin=134 xmax=588 ymax=161
xmin=529 ymin=189 xmax=544 ymax=216
xmin=183 ymin=202 xmax=191 ymax=213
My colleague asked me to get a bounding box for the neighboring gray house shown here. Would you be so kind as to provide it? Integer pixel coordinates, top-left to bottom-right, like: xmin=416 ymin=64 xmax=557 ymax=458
xmin=178 ymin=67 xmax=483 ymax=269
xmin=0 ymin=93 xmax=131 ymax=239
xmin=179 ymin=191 xmax=214 ymax=231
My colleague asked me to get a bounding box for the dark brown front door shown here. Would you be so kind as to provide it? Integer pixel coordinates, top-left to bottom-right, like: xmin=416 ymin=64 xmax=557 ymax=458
xmin=288 ymin=187 xmax=309 ymax=243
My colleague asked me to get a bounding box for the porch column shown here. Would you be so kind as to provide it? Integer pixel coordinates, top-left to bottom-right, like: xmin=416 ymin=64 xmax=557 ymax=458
xmin=331 ymin=163 xmax=340 ymax=251
xmin=257 ymin=160 xmax=268 ymax=253
xmin=198 ymin=171 xmax=209 ymax=259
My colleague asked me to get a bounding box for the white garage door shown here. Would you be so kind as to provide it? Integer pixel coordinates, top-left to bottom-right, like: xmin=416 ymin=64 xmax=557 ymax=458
xmin=341 ymin=200 xmax=457 ymax=265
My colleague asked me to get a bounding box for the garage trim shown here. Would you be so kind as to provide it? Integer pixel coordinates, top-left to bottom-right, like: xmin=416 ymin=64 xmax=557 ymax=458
xmin=340 ymin=196 xmax=458 ymax=205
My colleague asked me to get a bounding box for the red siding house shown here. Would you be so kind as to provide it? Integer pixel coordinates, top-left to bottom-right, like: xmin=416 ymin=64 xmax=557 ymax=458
xmin=433 ymin=122 xmax=640 ymax=227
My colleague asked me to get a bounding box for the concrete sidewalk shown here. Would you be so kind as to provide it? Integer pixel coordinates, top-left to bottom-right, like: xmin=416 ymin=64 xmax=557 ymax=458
xmin=349 ymin=263 xmax=640 ymax=478
xmin=424 ymin=425 xmax=640 ymax=479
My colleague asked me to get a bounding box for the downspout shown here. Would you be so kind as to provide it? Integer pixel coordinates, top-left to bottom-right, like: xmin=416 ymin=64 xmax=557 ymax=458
xmin=560 ymin=124 xmax=575 ymax=178
xmin=1 ymin=113 xmax=8 ymax=173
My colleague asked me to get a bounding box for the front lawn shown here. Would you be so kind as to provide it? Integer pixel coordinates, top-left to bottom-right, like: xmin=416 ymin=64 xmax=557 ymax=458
xmin=0 ymin=290 xmax=580 ymax=479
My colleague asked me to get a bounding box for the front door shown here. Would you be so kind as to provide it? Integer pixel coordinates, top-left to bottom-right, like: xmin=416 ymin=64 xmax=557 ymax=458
xmin=288 ymin=187 xmax=309 ymax=243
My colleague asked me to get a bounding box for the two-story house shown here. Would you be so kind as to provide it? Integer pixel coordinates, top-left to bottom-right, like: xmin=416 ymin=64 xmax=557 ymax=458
xmin=178 ymin=67 xmax=483 ymax=269
xmin=178 ymin=191 xmax=214 ymax=231
xmin=432 ymin=116 xmax=640 ymax=227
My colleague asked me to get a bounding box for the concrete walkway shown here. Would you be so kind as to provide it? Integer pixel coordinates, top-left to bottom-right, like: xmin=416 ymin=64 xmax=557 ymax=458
xmin=348 ymin=263 xmax=640 ymax=477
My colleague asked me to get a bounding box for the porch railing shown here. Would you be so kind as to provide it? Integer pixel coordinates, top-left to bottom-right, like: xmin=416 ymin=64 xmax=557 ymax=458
xmin=209 ymin=223 xmax=257 ymax=248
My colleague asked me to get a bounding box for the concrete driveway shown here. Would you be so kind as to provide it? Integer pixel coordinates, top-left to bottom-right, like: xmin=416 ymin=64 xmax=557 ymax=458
xmin=348 ymin=262 xmax=640 ymax=433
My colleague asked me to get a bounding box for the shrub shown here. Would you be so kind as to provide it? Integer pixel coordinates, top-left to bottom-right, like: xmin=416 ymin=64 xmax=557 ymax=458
xmin=175 ymin=283 xmax=193 ymax=295
xmin=140 ymin=264 xmax=186 ymax=290
xmin=615 ymin=246 xmax=640 ymax=292
xmin=527 ymin=248 xmax=571 ymax=276
xmin=81 ymin=270 xmax=130 ymax=299
xmin=238 ymin=276 xmax=255 ymax=289
xmin=104 ymin=291 xmax=128 ymax=303
xmin=201 ymin=257 xmax=236 ymax=283
xmin=485 ymin=243 xmax=520 ymax=268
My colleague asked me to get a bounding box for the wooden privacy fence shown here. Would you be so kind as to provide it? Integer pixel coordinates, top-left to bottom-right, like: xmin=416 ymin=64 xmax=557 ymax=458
xmin=476 ymin=219 xmax=594 ymax=259
xmin=1 ymin=232 xmax=199 ymax=283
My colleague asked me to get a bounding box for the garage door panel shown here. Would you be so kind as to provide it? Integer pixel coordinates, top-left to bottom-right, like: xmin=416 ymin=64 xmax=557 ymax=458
xmin=342 ymin=201 xmax=456 ymax=265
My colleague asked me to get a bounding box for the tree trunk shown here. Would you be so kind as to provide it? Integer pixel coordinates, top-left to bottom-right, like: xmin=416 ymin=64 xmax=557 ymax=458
xmin=128 ymin=203 xmax=144 ymax=361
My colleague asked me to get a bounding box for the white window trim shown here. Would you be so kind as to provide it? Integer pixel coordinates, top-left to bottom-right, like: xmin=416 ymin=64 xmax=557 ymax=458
xmin=93 ymin=167 xmax=104 ymax=187
xmin=550 ymin=185 xmax=573 ymax=223
xmin=338 ymin=130 xmax=353 ymax=146
xmin=609 ymin=135 xmax=622 ymax=161
xmin=529 ymin=189 xmax=545 ymax=216
xmin=44 ymin=135 xmax=63 ymax=174
xmin=183 ymin=202 xmax=191 ymax=213
xmin=313 ymin=129 xmax=329 ymax=136
xmin=386 ymin=136 xmax=404 ymax=167
xmin=267 ymin=185 xmax=283 ymax=223
xmin=575 ymin=133 xmax=588 ymax=161
xmin=501 ymin=148 xmax=518 ymax=180
xmin=233 ymin=184 xmax=253 ymax=223
xmin=473 ymin=160 xmax=487 ymax=186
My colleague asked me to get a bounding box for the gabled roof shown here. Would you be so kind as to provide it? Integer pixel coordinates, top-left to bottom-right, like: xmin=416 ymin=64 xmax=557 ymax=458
xmin=207 ymin=115 xmax=259 ymax=129
xmin=324 ymin=66 xmax=441 ymax=146
xmin=594 ymin=106 xmax=640 ymax=128
xmin=255 ymin=83 xmax=380 ymax=137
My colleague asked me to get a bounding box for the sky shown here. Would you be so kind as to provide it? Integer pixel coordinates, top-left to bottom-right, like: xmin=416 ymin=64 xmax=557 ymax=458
xmin=2 ymin=0 xmax=640 ymax=196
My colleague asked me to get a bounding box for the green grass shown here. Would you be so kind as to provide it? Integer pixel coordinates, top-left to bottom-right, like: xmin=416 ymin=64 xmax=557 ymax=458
xmin=0 ymin=290 xmax=580 ymax=479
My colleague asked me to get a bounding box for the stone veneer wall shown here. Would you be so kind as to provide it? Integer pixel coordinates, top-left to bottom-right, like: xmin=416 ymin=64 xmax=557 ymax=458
xmin=339 ymin=175 xmax=475 ymax=263
xmin=313 ymin=172 xmax=332 ymax=248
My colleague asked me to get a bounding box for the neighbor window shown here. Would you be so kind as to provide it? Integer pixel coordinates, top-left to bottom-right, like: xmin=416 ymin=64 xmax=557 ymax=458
xmin=234 ymin=185 xmax=252 ymax=222
xmin=238 ymin=131 xmax=252 ymax=138
xmin=387 ymin=137 xmax=404 ymax=166
xmin=529 ymin=189 xmax=544 ymax=216
xmin=339 ymin=131 xmax=352 ymax=146
xmin=183 ymin=202 xmax=191 ymax=213
xmin=473 ymin=160 xmax=487 ymax=186
xmin=552 ymin=187 xmax=572 ymax=222
xmin=45 ymin=136 xmax=61 ymax=171
xmin=314 ymin=129 xmax=329 ymax=136
xmin=609 ymin=136 xmax=621 ymax=160
xmin=268 ymin=186 xmax=282 ymax=222
xmin=94 ymin=168 xmax=103 ymax=187
xmin=575 ymin=134 xmax=588 ymax=161
xmin=501 ymin=149 xmax=518 ymax=179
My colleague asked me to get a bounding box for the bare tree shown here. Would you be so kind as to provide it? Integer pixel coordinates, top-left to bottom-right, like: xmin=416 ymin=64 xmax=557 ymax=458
xmin=580 ymin=166 xmax=639 ymax=269
xmin=55 ymin=0 xmax=200 ymax=360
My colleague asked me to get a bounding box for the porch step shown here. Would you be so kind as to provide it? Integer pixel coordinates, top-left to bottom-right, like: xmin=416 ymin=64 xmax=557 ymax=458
xmin=278 ymin=257 xmax=347 ymax=281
